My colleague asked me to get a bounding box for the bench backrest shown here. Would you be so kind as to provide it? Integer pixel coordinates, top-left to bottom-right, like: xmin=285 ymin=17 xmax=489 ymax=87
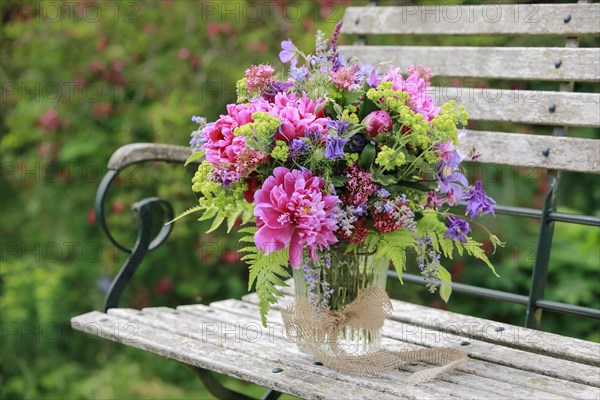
xmin=338 ymin=2 xmax=600 ymax=329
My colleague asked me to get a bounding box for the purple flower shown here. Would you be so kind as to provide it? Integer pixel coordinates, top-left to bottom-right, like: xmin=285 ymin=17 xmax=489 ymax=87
xmin=260 ymin=81 xmax=294 ymax=102
xmin=354 ymin=204 xmax=368 ymax=217
xmin=378 ymin=188 xmax=390 ymax=198
xmin=464 ymin=180 xmax=496 ymax=219
xmin=437 ymin=155 xmax=467 ymax=206
xmin=289 ymin=138 xmax=309 ymax=158
xmin=279 ymin=39 xmax=298 ymax=67
xmin=363 ymin=110 xmax=392 ymax=138
xmin=348 ymin=134 xmax=367 ymax=153
xmin=327 ymin=120 xmax=349 ymax=136
xmin=324 ymin=135 xmax=348 ymax=160
xmin=367 ymin=67 xmax=382 ymax=88
xmin=445 ymin=216 xmax=471 ymax=243
xmin=425 ymin=190 xmax=445 ymax=210
xmin=444 ymin=216 xmax=471 ymax=243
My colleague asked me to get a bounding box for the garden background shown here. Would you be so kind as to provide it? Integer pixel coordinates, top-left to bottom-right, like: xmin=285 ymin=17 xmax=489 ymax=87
xmin=1 ymin=0 xmax=598 ymax=399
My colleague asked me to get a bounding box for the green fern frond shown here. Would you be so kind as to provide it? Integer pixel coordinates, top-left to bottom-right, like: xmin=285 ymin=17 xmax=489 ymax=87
xmin=206 ymin=214 xmax=225 ymax=233
xmin=463 ymin=238 xmax=500 ymax=277
xmin=247 ymin=248 xmax=290 ymax=326
xmin=375 ymin=229 xmax=415 ymax=282
xmin=167 ymin=206 xmax=203 ymax=224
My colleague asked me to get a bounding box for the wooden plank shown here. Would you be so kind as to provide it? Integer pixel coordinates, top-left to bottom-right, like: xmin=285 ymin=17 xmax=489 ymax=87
xmin=273 ymin=283 xmax=600 ymax=368
xmin=197 ymin=300 xmax=598 ymax=400
xmin=107 ymin=143 xmax=193 ymax=170
xmin=105 ymin=308 xmax=404 ymax=400
xmin=71 ymin=311 xmax=399 ymax=400
xmin=338 ymin=46 xmax=600 ymax=82
xmin=428 ymin=88 xmax=600 ymax=127
xmin=239 ymin=293 xmax=600 ymax=389
xmin=134 ymin=306 xmax=467 ymax=400
xmin=341 ymin=5 xmax=600 ymax=36
xmin=385 ymin=298 xmax=600 ymax=369
xmin=457 ymin=130 xmax=600 ymax=173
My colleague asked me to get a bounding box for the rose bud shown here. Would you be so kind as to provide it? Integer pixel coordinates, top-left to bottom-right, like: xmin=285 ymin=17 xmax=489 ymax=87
xmin=363 ymin=111 xmax=392 ymax=138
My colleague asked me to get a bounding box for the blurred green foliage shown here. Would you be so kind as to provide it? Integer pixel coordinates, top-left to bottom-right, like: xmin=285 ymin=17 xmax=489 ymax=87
xmin=0 ymin=1 xmax=598 ymax=399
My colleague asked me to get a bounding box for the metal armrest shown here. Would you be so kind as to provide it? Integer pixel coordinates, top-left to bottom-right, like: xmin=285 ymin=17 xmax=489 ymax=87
xmin=107 ymin=143 xmax=195 ymax=171
xmin=95 ymin=143 xmax=198 ymax=312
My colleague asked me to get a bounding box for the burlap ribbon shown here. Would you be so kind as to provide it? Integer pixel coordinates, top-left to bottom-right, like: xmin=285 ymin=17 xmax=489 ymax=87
xmin=281 ymin=286 xmax=468 ymax=385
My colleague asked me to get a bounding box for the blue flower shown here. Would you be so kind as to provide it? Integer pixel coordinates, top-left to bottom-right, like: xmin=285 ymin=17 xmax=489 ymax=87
xmin=324 ymin=135 xmax=348 ymax=160
xmin=290 ymin=66 xmax=308 ymax=82
xmin=464 ymin=180 xmax=496 ymax=219
xmin=378 ymin=188 xmax=390 ymax=198
xmin=445 ymin=216 xmax=471 ymax=243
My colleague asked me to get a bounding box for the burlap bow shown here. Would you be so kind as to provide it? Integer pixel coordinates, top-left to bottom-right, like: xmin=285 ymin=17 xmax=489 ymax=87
xmin=281 ymin=286 xmax=468 ymax=385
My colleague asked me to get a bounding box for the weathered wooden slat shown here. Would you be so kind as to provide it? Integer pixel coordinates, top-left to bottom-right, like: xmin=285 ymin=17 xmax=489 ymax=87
xmin=71 ymin=311 xmax=400 ymax=400
xmin=457 ymin=130 xmax=600 ymax=173
xmin=104 ymin=308 xmax=404 ymax=400
xmin=107 ymin=143 xmax=193 ymax=170
xmin=196 ymin=300 xmax=597 ymax=400
xmin=428 ymin=88 xmax=600 ymax=127
xmin=239 ymin=293 xmax=600 ymax=389
xmin=135 ymin=306 xmax=467 ymax=400
xmin=339 ymin=46 xmax=600 ymax=82
xmin=341 ymin=5 xmax=600 ymax=36
xmin=273 ymin=282 xmax=600 ymax=368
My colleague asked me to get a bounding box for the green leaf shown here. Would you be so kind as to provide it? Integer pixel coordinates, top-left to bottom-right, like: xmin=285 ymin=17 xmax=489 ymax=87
xmin=359 ymin=144 xmax=376 ymax=169
xmin=438 ymin=266 xmax=452 ymax=302
xmin=371 ymin=171 xmax=397 ymax=186
xmin=184 ymin=150 xmax=205 ymax=166
xmin=331 ymin=175 xmax=349 ymax=187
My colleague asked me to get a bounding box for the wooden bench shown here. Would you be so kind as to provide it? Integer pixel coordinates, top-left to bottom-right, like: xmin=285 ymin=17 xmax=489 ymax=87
xmin=72 ymin=3 xmax=600 ymax=399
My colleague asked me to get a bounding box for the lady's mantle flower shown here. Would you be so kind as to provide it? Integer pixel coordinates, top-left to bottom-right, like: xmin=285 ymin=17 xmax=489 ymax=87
xmin=464 ymin=180 xmax=496 ymax=219
xmin=253 ymin=167 xmax=339 ymax=268
xmin=279 ymin=39 xmax=298 ymax=67
xmin=324 ymin=135 xmax=348 ymax=160
xmin=445 ymin=216 xmax=471 ymax=243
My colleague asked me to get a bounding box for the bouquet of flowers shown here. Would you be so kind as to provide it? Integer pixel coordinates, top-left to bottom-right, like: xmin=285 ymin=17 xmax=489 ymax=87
xmin=182 ymin=22 xmax=501 ymax=326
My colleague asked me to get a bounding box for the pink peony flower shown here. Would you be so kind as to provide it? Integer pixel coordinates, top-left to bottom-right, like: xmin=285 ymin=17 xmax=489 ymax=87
xmin=202 ymin=103 xmax=254 ymax=166
xmin=253 ymin=167 xmax=339 ymax=268
xmin=363 ymin=110 xmax=392 ymax=138
xmin=254 ymin=92 xmax=330 ymax=141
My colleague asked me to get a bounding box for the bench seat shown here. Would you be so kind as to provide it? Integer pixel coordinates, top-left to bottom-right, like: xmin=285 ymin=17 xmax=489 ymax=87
xmin=72 ymin=283 xmax=600 ymax=400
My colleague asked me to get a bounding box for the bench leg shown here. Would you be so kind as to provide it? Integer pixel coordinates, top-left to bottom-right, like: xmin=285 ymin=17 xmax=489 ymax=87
xmin=187 ymin=365 xmax=282 ymax=400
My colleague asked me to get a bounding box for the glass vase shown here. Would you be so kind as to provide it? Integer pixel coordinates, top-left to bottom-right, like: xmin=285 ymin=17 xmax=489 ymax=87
xmin=293 ymin=244 xmax=389 ymax=354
